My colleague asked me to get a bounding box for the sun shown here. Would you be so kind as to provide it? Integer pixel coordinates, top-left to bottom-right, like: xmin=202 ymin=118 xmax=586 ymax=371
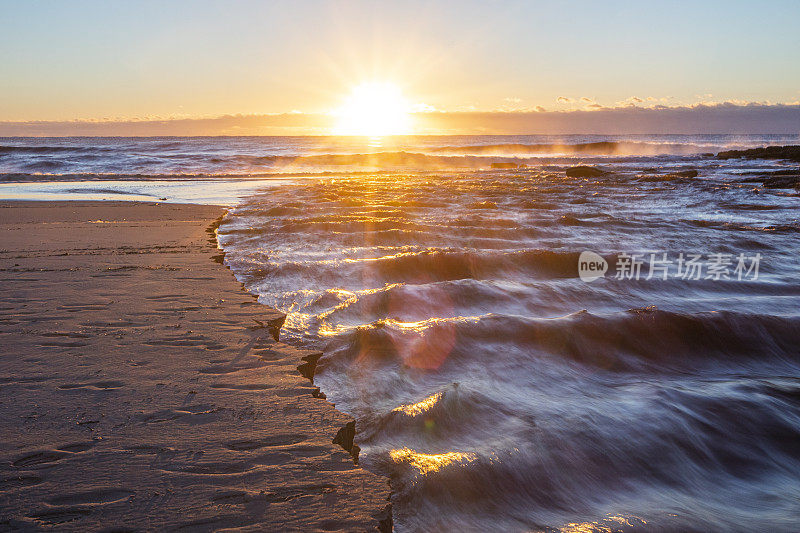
xmin=332 ymin=82 xmax=412 ymax=136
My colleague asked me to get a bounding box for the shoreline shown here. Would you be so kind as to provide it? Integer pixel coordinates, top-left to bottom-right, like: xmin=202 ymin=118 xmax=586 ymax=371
xmin=0 ymin=201 xmax=391 ymax=531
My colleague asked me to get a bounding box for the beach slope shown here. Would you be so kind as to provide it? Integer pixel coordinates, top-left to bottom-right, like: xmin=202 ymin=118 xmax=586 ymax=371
xmin=0 ymin=201 xmax=390 ymax=532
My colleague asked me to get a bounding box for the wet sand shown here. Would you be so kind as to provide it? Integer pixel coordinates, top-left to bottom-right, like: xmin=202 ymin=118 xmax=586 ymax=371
xmin=0 ymin=201 xmax=390 ymax=531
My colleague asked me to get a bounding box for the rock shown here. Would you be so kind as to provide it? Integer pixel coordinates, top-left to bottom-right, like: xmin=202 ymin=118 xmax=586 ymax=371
xmin=768 ymin=169 xmax=800 ymax=175
xmin=740 ymin=169 xmax=800 ymax=177
xmin=717 ymin=145 xmax=800 ymax=162
xmin=638 ymin=169 xmax=698 ymax=181
xmin=762 ymin=175 xmax=800 ymax=189
xmin=674 ymin=169 xmax=699 ymax=178
xmin=566 ymin=166 xmax=606 ymax=178
xmin=739 ymin=173 xmax=800 ymax=189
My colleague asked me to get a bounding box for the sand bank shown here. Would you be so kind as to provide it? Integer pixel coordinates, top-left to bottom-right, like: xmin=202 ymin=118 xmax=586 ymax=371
xmin=0 ymin=201 xmax=390 ymax=531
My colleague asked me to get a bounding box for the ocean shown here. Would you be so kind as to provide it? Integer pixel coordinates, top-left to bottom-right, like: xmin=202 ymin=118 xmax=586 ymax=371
xmin=3 ymin=135 xmax=800 ymax=531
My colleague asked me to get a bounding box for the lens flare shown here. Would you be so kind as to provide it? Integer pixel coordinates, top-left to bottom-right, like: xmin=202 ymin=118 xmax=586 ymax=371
xmin=333 ymin=82 xmax=412 ymax=136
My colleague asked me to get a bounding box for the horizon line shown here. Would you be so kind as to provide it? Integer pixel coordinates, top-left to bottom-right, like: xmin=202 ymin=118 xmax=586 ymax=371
xmin=2 ymin=104 xmax=798 ymax=136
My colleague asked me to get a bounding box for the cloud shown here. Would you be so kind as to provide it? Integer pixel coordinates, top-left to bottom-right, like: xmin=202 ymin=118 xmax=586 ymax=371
xmin=1 ymin=103 xmax=799 ymax=135
xmin=413 ymin=103 xmax=800 ymax=134
xmin=580 ymin=97 xmax=593 ymax=103
xmin=615 ymin=96 xmax=646 ymax=107
xmin=0 ymin=113 xmax=336 ymax=136
xmin=495 ymin=97 xmax=529 ymax=112
xmin=557 ymin=96 xmax=572 ymax=104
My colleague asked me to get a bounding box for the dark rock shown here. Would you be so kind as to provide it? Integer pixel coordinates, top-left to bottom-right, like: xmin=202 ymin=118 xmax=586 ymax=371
xmin=766 ymin=169 xmax=800 ymax=176
xmin=566 ymin=166 xmax=607 ymax=178
xmin=674 ymin=169 xmax=699 ymax=178
xmin=740 ymin=168 xmax=800 ymax=177
xmin=762 ymin=175 xmax=800 ymax=189
xmin=640 ymin=169 xmax=699 ymax=181
xmin=739 ymin=173 xmax=800 ymax=189
xmin=717 ymin=145 xmax=800 ymax=162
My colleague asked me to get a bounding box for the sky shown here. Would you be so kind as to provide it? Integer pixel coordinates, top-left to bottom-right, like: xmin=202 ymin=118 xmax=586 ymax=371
xmin=1 ymin=0 xmax=799 ymax=134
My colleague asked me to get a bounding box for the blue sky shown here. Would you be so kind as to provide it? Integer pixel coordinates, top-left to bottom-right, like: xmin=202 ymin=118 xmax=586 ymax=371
xmin=1 ymin=0 xmax=799 ymax=122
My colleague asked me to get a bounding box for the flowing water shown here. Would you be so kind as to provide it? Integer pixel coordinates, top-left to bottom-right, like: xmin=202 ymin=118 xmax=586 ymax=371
xmin=4 ymin=135 xmax=800 ymax=531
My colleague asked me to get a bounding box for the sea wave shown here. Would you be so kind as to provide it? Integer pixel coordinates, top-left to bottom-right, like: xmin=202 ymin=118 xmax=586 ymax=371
xmin=319 ymin=308 xmax=800 ymax=373
xmin=0 ymin=144 xmax=722 ymax=176
xmin=366 ymin=373 xmax=800 ymax=532
xmin=429 ymin=140 xmax=718 ymax=156
xmin=243 ymin=249 xmax=606 ymax=284
xmin=4 ymin=135 xmax=798 ymax=177
xmin=0 ymin=145 xmax=90 ymax=154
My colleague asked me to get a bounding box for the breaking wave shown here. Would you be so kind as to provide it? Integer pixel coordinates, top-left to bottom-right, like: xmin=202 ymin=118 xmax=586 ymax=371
xmin=219 ymin=165 xmax=800 ymax=531
xmin=3 ymin=134 xmax=797 ymax=176
xmin=429 ymin=140 xmax=716 ymax=156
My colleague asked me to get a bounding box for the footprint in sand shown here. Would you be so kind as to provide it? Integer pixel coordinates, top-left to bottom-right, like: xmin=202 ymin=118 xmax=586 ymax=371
xmin=198 ymin=359 xmax=270 ymax=375
xmin=138 ymin=404 xmax=224 ymax=424
xmin=210 ymin=382 xmax=274 ymax=391
xmin=12 ymin=441 xmax=97 ymax=467
xmin=225 ymin=434 xmax=307 ymax=451
xmin=38 ymin=340 xmax=89 ymax=348
xmin=57 ymin=380 xmax=124 ymax=390
xmin=12 ymin=450 xmax=70 ymax=468
xmin=48 ymin=488 xmax=134 ymax=506
xmin=28 ymin=507 xmax=92 ymax=525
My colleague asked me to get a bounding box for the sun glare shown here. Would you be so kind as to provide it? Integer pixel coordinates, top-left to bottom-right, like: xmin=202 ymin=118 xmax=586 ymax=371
xmin=333 ymin=82 xmax=412 ymax=136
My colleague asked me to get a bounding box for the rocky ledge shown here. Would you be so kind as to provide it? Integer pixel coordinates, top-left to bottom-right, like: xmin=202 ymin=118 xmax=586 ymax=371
xmin=717 ymin=145 xmax=800 ymax=162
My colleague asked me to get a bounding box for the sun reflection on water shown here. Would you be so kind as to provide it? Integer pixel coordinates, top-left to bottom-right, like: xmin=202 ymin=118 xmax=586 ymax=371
xmin=559 ymin=514 xmax=647 ymax=532
xmin=392 ymin=391 xmax=443 ymax=416
xmin=389 ymin=447 xmax=477 ymax=475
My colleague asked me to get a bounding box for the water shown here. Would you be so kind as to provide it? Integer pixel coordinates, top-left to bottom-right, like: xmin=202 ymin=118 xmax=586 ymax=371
xmin=4 ymin=135 xmax=800 ymax=531
xmin=1 ymin=134 xmax=798 ymax=177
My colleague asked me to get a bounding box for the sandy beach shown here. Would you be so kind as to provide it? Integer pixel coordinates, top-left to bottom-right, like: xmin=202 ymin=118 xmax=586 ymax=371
xmin=0 ymin=201 xmax=390 ymax=532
